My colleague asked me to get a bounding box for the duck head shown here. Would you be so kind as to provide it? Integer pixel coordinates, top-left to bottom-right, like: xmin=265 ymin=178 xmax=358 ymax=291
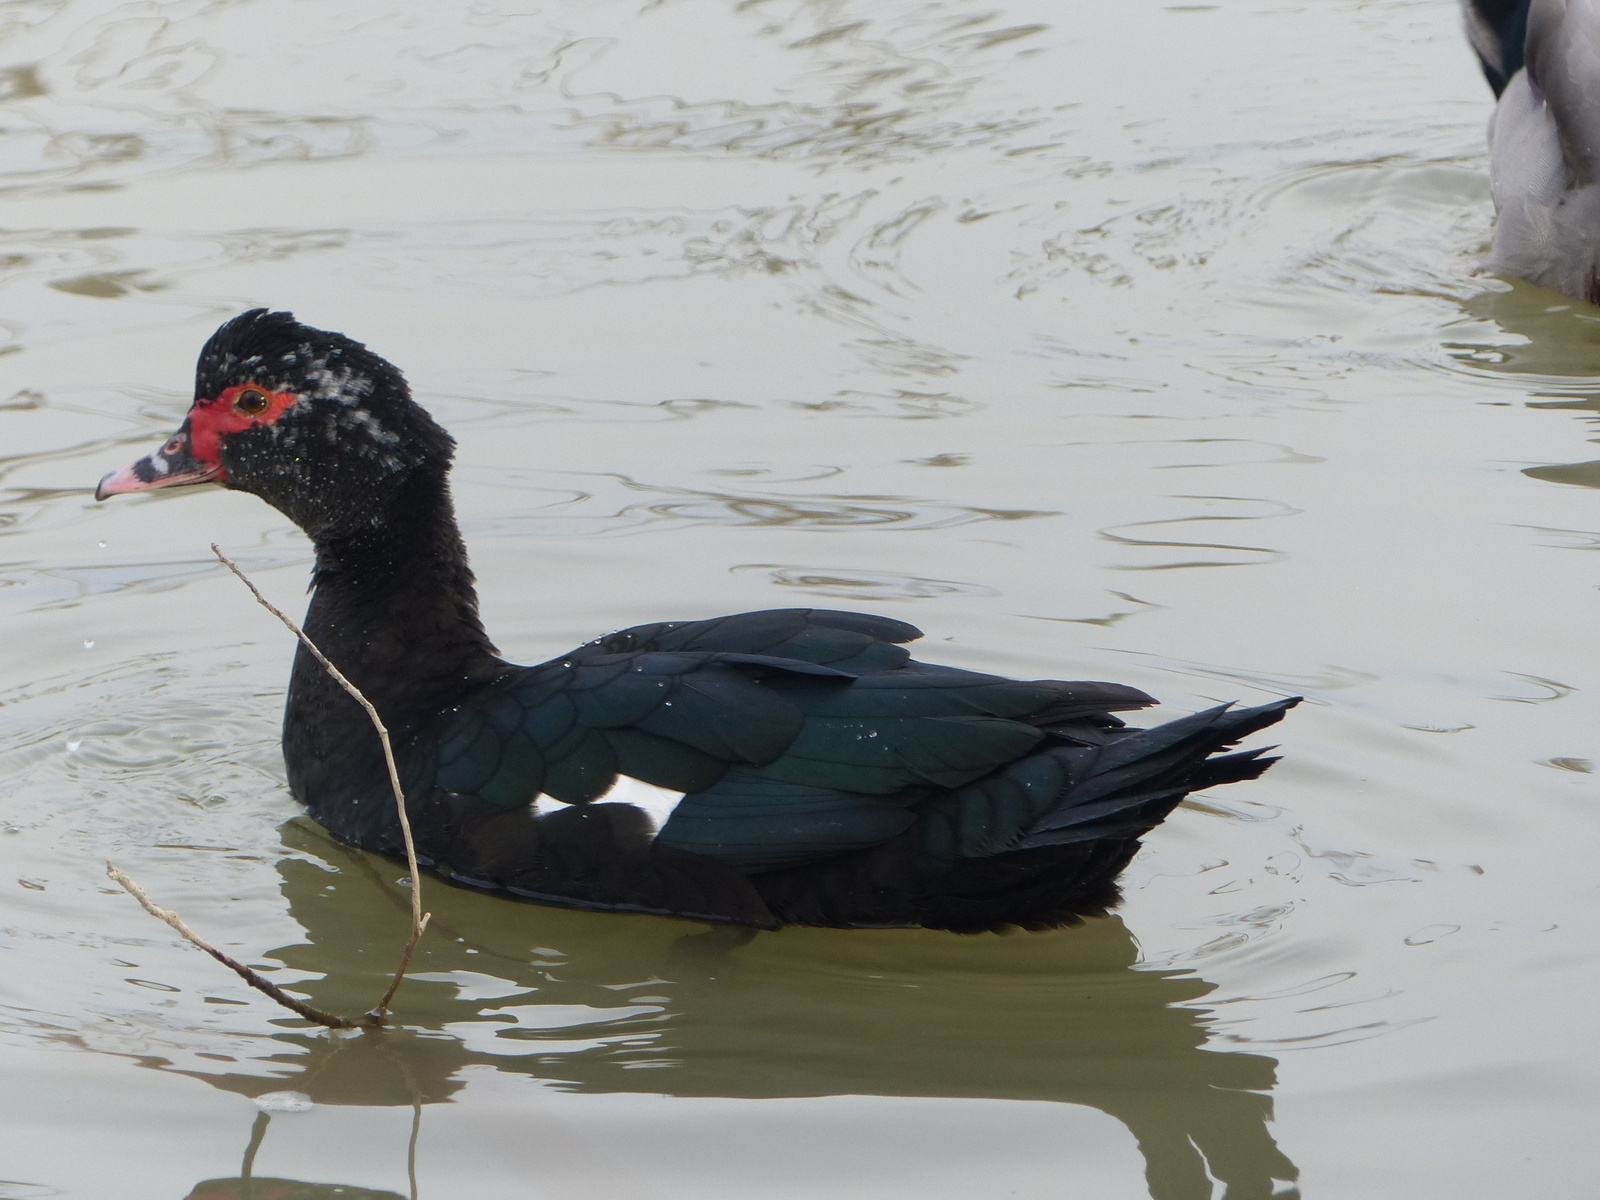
xmin=96 ymin=309 xmax=454 ymax=541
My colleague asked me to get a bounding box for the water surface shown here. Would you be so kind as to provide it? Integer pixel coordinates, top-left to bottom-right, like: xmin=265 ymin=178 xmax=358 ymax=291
xmin=2 ymin=1 xmax=1597 ymax=1196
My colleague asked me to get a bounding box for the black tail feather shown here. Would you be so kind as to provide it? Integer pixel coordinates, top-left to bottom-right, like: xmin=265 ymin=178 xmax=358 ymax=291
xmin=1017 ymin=698 xmax=1298 ymax=851
xmin=753 ymin=696 xmax=1300 ymax=933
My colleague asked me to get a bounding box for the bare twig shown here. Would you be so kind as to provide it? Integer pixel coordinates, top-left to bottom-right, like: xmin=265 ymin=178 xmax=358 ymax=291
xmin=211 ymin=544 xmax=431 ymax=1020
xmin=106 ymin=861 xmax=358 ymax=1029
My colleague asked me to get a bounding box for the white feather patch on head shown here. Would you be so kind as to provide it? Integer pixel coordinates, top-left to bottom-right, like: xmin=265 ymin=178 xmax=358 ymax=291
xmin=338 ymin=407 xmax=401 ymax=445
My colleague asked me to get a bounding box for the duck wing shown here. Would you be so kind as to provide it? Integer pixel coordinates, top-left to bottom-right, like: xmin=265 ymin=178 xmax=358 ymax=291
xmin=405 ymin=607 xmax=1293 ymax=928
xmin=418 ymin=608 xmax=1153 ymax=870
xmin=571 ymin=606 xmax=923 ymax=672
xmin=1523 ymin=0 xmax=1600 ymax=183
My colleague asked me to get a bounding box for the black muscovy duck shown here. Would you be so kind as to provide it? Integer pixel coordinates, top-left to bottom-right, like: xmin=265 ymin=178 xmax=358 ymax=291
xmin=1462 ymin=0 xmax=1600 ymax=301
xmin=97 ymin=310 xmax=1297 ymax=932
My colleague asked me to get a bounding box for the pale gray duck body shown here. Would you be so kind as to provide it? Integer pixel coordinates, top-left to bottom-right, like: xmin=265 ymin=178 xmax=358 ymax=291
xmin=1467 ymin=0 xmax=1600 ymax=300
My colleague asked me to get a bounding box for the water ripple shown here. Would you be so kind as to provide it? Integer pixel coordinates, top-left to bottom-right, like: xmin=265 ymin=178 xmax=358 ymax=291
xmin=730 ymin=564 xmax=999 ymax=602
xmin=1099 ymin=495 xmax=1296 ymax=571
xmin=500 ymin=472 xmax=1058 ymax=538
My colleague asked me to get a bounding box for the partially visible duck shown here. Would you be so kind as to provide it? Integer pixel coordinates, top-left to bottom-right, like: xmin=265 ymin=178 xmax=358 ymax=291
xmin=97 ymin=310 xmax=1296 ymax=932
xmin=1465 ymin=0 xmax=1532 ymax=96
xmin=1465 ymin=0 xmax=1600 ymax=301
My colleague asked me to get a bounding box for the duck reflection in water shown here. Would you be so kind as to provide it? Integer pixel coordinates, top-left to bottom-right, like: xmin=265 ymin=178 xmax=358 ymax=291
xmin=1450 ymin=279 xmax=1600 ymax=489
xmin=173 ymin=821 xmax=1298 ymax=1200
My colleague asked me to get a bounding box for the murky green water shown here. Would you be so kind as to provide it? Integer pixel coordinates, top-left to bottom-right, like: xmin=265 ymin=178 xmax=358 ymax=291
xmin=3 ymin=0 xmax=1598 ymax=1195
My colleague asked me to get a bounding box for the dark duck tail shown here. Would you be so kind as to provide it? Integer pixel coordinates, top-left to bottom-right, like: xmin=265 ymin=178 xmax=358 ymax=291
xmin=97 ymin=310 xmax=1300 ymax=932
xmin=1464 ymin=0 xmax=1532 ymax=96
xmin=754 ymin=697 xmax=1295 ymax=932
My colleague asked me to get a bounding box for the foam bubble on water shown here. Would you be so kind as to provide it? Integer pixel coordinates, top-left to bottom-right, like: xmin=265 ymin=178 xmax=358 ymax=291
xmin=253 ymin=1091 xmax=314 ymax=1113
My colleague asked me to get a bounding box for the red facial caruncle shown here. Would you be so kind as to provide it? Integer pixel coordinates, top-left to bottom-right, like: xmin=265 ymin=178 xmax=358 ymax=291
xmin=94 ymin=381 xmax=299 ymax=500
xmin=187 ymin=383 xmax=300 ymax=474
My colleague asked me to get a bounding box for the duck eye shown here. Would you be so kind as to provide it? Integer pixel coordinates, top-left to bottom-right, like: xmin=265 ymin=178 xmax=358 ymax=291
xmin=235 ymin=386 xmax=270 ymax=416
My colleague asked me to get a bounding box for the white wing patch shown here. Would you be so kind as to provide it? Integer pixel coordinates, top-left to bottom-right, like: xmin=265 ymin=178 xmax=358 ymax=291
xmin=532 ymin=776 xmax=686 ymax=836
xmin=532 ymin=795 xmax=572 ymax=818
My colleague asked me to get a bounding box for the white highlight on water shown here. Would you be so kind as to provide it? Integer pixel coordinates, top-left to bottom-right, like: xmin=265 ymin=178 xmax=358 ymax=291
xmin=254 ymin=1091 xmax=314 ymax=1113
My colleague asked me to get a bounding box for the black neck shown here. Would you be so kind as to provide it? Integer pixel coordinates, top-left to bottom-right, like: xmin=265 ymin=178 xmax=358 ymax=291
xmin=282 ymin=467 xmax=507 ymax=848
xmin=301 ymin=467 xmax=504 ymax=723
